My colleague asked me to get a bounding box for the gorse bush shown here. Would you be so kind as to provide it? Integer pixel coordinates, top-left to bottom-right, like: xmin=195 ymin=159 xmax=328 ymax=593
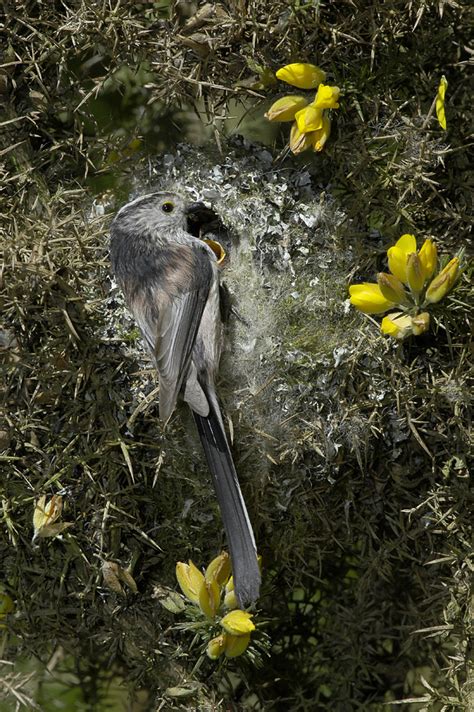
xmin=1 ymin=1 xmax=471 ymax=710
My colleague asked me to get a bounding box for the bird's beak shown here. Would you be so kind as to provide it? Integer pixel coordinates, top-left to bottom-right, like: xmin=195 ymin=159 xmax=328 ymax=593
xmin=185 ymin=201 xmax=209 ymax=216
xmin=185 ymin=203 xmax=220 ymax=237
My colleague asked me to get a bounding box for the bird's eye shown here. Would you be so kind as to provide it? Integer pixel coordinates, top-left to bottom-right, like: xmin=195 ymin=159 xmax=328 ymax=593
xmin=162 ymin=201 xmax=174 ymax=213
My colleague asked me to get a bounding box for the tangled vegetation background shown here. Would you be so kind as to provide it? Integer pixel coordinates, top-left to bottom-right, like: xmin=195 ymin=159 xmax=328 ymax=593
xmin=1 ymin=1 xmax=472 ymax=710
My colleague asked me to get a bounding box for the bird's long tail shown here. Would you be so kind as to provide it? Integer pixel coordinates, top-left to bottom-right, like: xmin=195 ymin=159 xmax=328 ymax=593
xmin=193 ymin=392 xmax=260 ymax=608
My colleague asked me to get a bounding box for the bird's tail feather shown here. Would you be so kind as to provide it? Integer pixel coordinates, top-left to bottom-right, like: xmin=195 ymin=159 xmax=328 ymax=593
xmin=193 ymin=395 xmax=260 ymax=608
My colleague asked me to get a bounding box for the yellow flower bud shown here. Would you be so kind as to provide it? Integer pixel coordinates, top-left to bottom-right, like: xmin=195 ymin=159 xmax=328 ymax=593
xmin=223 ymin=575 xmax=238 ymax=608
xmin=207 ymin=634 xmax=226 ymax=660
xmin=289 ymin=122 xmax=314 ymax=154
xmin=411 ymin=312 xmax=430 ymax=336
xmin=406 ymin=253 xmax=425 ymax=295
xmin=312 ymin=114 xmax=331 ymax=152
xmin=33 ymin=494 xmax=62 ymax=531
xmin=264 ymin=95 xmax=308 ymax=122
xmin=224 ymin=588 xmax=238 ymax=610
xmin=436 ymin=75 xmax=448 ymax=131
xmin=387 ymin=234 xmax=417 ymax=283
xmin=380 ymin=312 xmax=413 ymax=340
xmin=418 ymin=239 xmax=438 ymax=281
xmin=199 ymin=578 xmax=221 ymax=620
xmin=377 ymin=273 xmax=409 ymax=305
xmin=276 ymin=63 xmax=326 ymax=90
xmin=425 ymin=257 xmax=460 ymax=304
xmin=313 ymin=84 xmax=340 ymax=110
xmin=205 ymin=552 xmax=232 ymax=586
xmin=295 ymin=105 xmax=324 ymax=134
xmin=349 ymin=283 xmax=395 ymax=314
xmin=32 ymin=494 xmax=72 ymax=541
xmin=221 ymin=610 xmax=255 ymax=635
xmin=176 ymin=561 xmax=204 ymax=605
xmin=224 ymin=632 xmax=251 ymax=658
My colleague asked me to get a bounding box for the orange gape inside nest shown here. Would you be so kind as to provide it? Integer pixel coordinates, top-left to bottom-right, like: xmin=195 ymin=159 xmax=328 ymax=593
xmin=203 ymin=238 xmax=226 ymax=265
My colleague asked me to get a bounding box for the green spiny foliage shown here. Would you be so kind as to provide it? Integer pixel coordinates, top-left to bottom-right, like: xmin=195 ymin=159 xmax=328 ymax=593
xmin=1 ymin=1 xmax=471 ymax=710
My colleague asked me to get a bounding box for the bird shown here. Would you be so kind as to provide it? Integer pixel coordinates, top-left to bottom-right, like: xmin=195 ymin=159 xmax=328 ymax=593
xmin=109 ymin=191 xmax=261 ymax=607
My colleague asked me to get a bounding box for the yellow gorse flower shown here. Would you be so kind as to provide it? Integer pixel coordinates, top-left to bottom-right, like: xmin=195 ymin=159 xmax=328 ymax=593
xmin=205 ymin=551 xmax=232 ymax=586
xmin=406 ymin=253 xmax=425 ymax=295
xmin=295 ymin=104 xmax=324 ymax=133
xmin=223 ymin=575 xmax=238 ymax=609
xmin=312 ymin=115 xmax=332 ymax=152
xmin=221 ymin=610 xmax=255 ymax=635
xmin=176 ymin=560 xmax=205 ymax=605
xmin=436 ymin=75 xmax=448 ymax=130
xmin=224 ymin=588 xmax=238 ymax=610
xmin=381 ymin=311 xmax=431 ymax=339
xmin=289 ymin=123 xmax=314 ymax=155
xmin=266 ymin=61 xmax=340 ymax=154
xmin=380 ymin=312 xmax=414 ymax=340
xmin=207 ymin=634 xmax=226 ymax=659
xmin=349 ymin=235 xmax=460 ymax=340
xmin=313 ymin=83 xmax=340 ymax=110
xmin=386 ymin=234 xmax=439 ymax=288
xmin=206 ymin=589 xmax=259 ymax=659
xmin=387 ymin=234 xmax=417 ymax=283
xmin=291 ymin=83 xmax=340 ymax=153
xmin=377 ymin=273 xmax=409 ymax=305
xmin=418 ymin=238 xmax=438 ymax=280
xmin=411 ymin=312 xmax=430 ymax=336
xmin=348 ymin=283 xmax=395 ymax=314
xmin=32 ymin=494 xmax=72 ymax=541
xmin=176 ymin=553 xmax=259 ymax=660
xmin=199 ymin=578 xmax=221 ymax=620
xmin=206 ymin=630 xmax=251 ymax=659
xmin=425 ymin=257 xmax=460 ymax=304
xmin=223 ymin=632 xmax=251 ymax=658
xmin=276 ymin=63 xmax=326 ymax=90
xmin=265 ymin=95 xmax=308 ymax=122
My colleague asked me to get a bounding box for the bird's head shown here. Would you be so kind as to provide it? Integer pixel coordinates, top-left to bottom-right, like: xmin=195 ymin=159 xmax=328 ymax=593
xmin=112 ymin=192 xmax=207 ymax=235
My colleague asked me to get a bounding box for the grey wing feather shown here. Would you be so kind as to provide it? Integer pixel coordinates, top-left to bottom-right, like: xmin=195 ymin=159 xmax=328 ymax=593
xmin=128 ymin=242 xmax=213 ymax=421
xmin=155 ymin=291 xmax=209 ymax=421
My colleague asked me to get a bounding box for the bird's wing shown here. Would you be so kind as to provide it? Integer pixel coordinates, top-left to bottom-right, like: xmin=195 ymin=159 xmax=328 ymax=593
xmin=126 ymin=241 xmax=214 ymax=421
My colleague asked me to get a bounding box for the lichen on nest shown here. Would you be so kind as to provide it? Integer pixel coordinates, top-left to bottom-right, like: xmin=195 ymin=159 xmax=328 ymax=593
xmin=104 ymin=138 xmax=358 ymax=482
